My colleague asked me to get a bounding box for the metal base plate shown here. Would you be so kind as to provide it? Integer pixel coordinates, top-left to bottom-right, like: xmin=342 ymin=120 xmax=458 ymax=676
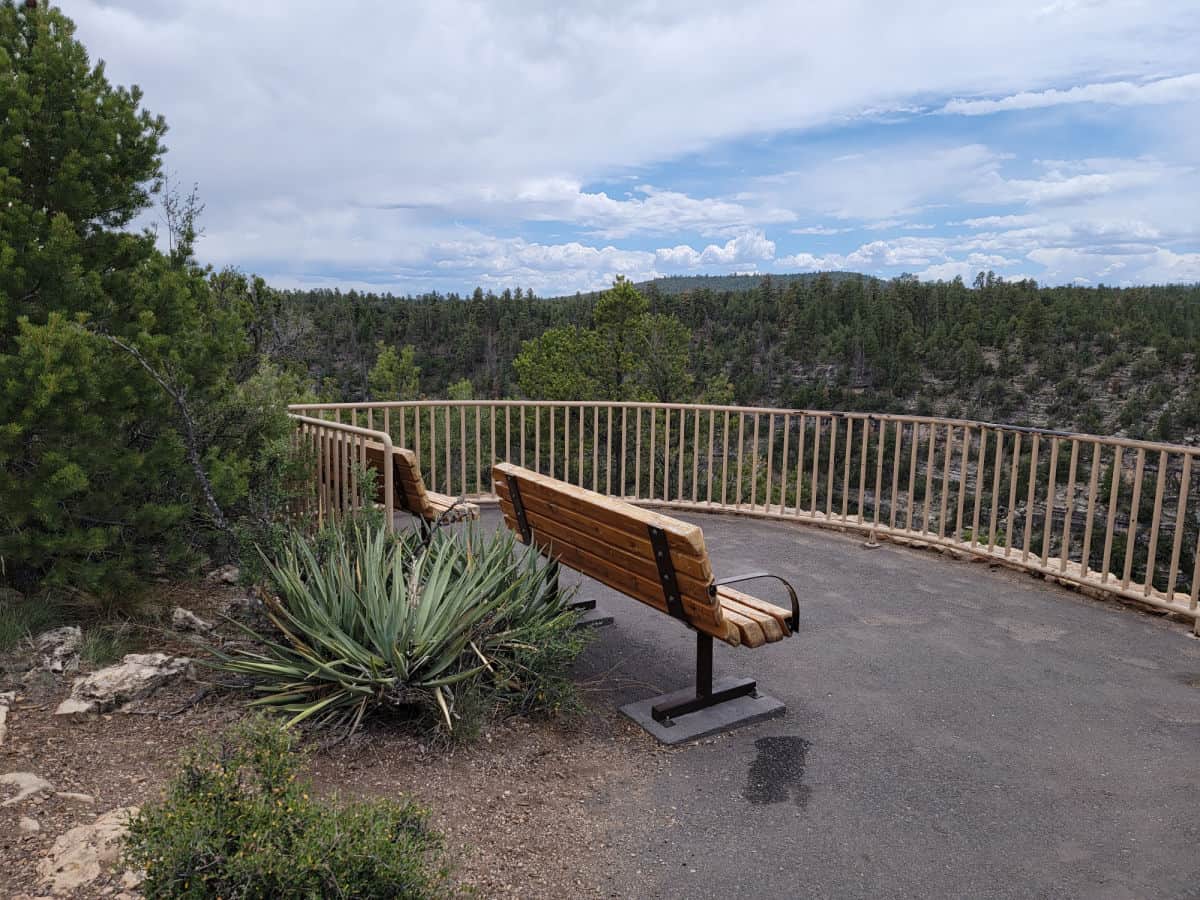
xmin=573 ymin=603 xmax=614 ymax=629
xmin=620 ymin=677 xmax=785 ymax=745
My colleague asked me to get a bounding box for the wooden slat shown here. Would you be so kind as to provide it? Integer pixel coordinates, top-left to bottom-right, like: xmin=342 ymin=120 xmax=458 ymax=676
xmin=493 ymin=464 xmax=708 ymax=555
xmin=717 ymin=603 xmax=770 ymax=647
xmin=496 ymin=510 xmax=734 ymax=642
xmin=494 ymin=487 xmax=714 ymax=587
xmin=716 ymin=586 xmax=792 ymax=635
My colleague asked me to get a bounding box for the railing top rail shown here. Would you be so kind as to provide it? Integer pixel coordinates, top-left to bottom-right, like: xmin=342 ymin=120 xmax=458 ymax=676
xmin=287 ymin=413 xmax=395 ymax=446
xmin=287 ymin=402 xmax=1199 ymax=457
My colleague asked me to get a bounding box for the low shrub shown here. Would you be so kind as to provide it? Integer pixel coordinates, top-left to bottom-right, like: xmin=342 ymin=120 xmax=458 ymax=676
xmin=0 ymin=591 xmax=63 ymax=653
xmin=124 ymin=717 xmax=449 ymax=898
xmin=217 ymin=522 xmax=586 ymax=737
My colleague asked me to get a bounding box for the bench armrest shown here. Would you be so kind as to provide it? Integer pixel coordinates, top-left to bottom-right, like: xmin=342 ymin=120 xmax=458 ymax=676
xmin=712 ymin=572 xmax=799 ymax=633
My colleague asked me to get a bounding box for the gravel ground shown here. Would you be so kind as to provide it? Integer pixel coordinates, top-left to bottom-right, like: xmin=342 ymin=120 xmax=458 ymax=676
xmin=0 ymin=581 xmax=664 ymax=898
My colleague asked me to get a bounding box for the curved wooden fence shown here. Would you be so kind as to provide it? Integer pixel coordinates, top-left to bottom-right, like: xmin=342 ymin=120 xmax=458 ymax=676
xmin=289 ymin=401 xmax=1200 ymax=627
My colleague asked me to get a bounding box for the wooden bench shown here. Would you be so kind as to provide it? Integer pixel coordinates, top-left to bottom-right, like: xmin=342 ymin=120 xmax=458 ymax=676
xmin=362 ymin=441 xmax=479 ymax=530
xmin=493 ymin=462 xmax=798 ymax=730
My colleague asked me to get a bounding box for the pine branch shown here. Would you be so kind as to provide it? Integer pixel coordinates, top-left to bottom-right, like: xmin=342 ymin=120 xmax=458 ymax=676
xmin=78 ymin=324 xmax=232 ymax=535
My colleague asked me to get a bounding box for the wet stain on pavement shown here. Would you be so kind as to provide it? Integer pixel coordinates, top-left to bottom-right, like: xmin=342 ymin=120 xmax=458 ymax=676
xmin=744 ymin=736 xmax=811 ymax=807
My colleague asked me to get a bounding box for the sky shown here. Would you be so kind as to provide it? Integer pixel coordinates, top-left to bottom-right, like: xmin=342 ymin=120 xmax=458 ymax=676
xmin=71 ymin=0 xmax=1200 ymax=296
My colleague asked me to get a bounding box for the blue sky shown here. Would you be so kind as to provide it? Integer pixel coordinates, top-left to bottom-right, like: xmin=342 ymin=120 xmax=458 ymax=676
xmin=73 ymin=1 xmax=1200 ymax=295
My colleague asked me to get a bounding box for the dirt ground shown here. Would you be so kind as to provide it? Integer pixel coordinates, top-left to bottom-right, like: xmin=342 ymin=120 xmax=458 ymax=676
xmin=0 ymin=582 xmax=665 ymax=898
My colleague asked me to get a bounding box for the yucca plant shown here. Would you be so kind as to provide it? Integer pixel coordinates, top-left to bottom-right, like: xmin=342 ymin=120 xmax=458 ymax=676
xmin=216 ymin=522 xmax=583 ymax=736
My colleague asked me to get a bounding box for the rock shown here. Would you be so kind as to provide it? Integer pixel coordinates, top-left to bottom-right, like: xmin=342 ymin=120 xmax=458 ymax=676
xmin=119 ymin=869 xmax=144 ymax=889
xmin=19 ymin=816 xmax=40 ymax=833
xmin=1 ymin=771 xmax=54 ymax=807
xmin=34 ymin=627 xmax=82 ymax=674
xmin=53 ymin=697 xmax=95 ymax=716
xmin=56 ymin=791 xmax=96 ymax=804
xmin=37 ymin=806 xmax=138 ymax=895
xmin=55 ymin=653 xmax=191 ymax=716
xmin=0 ymin=690 xmax=14 ymax=747
xmin=206 ymin=563 xmax=240 ymax=584
xmin=171 ymin=606 xmax=213 ymax=633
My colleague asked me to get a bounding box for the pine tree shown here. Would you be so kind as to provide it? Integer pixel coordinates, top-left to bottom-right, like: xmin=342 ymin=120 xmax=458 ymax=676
xmin=0 ymin=2 xmax=246 ymax=597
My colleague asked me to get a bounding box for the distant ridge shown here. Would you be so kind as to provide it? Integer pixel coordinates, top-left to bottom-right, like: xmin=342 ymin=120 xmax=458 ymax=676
xmin=552 ymin=271 xmax=873 ymax=301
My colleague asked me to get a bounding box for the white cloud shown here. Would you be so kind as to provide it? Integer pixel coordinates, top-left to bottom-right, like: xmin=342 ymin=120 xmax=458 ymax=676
xmin=941 ymin=73 xmax=1200 ymax=116
xmin=752 ymin=143 xmax=1006 ymax=221
xmin=957 ymin=214 xmax=1046 ymax=228
xmin=791 ymin=225 xmax=850 ymax=235
xmin=915 ymin=254 xmax=1022 ymax=282
xmin=60 ymin=0 xmax=1200 ymax=291
xmin=655 ymin=230 xmax=776 ymax=267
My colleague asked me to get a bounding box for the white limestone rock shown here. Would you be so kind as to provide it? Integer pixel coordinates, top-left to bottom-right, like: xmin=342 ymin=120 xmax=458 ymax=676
xmin=34 ymin=627 xmax=82 ymax=674
xmin=54 ymin=653 xmax=191 ymax=716
xmin=1 ymin=771 xmax=54 ymax=807
xmin=171 ymin=606 xmax=213 ymax=633
xmin=206 ymin=563 xmax=240 ymax=584
xmin=37 ymin=806 xmax=139 ymax=895
xmin=0 ymin=690 xmax=14 ymax=747
xmin=56 ymin=791 xmax=96 ymax=805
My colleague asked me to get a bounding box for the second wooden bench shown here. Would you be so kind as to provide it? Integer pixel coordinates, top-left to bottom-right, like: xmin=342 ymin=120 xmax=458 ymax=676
xmin=493 ymin=462 xmax=799 ymax=731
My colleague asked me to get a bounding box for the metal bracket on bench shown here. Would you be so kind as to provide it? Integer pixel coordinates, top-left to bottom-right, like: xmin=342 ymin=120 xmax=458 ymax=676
xmin=648 ymin=525 xmax=688 ymax=624
xmin=712 ymin=571 xmax=800 ymax=633
xmin=505 ymin=474 xmax=532 ymax=543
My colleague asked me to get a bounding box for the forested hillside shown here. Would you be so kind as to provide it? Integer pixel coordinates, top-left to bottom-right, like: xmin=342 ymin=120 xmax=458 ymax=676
xmin=282 ymin=273 xmax=1200 ymax=443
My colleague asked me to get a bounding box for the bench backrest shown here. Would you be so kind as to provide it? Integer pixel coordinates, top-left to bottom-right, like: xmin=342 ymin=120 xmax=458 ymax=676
xmin=363 ymin=441 xmax=438 ymax=520
xmin=492 ymin=462 xmax=732 ymax=640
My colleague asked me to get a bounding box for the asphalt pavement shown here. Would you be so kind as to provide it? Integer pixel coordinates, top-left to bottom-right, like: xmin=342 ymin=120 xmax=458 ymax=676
xmin=482 ymin=507 xmax=1200 ymax=899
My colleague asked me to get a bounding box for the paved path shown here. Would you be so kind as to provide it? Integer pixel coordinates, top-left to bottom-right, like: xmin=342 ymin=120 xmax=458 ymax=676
xmin=484 ymin=509 xmax=1200 ymax=899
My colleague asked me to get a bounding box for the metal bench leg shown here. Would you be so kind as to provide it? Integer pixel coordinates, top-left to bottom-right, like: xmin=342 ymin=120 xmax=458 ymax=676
xmin=544 ymin=557 xmax=597 ymax=612
xmin=650 ymin=633 xmax=757 ymax=724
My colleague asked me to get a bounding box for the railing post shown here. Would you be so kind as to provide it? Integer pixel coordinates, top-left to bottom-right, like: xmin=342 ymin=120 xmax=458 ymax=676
xmin=1166 ymin=454 xmax=1192 ymax=598
xmin=827 ymin=416 xmax=838 ymax=518
xmin=1041 ymin=437 xmax=1060 ymax=566
xmin=891 ymin=419 xmax=903 ymax=532
xmin=1122 ymin=449 xmax=1146 ymax=589
xmin=794 ymin=413 xmax=806 ymax=518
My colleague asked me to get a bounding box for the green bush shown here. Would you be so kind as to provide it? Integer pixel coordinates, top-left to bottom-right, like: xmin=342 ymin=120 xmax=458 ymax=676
xmin=124 ymin=717 xmax=449 ymax=899
xmin=217 ymin=523 xmax=586 ymax=737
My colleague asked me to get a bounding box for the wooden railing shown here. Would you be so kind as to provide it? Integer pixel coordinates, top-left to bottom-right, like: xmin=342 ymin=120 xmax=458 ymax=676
xmin=289 ymin=401 xmax=1200 ymax=626
xmin=290 ymin=413 xmax=395 ymax=529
